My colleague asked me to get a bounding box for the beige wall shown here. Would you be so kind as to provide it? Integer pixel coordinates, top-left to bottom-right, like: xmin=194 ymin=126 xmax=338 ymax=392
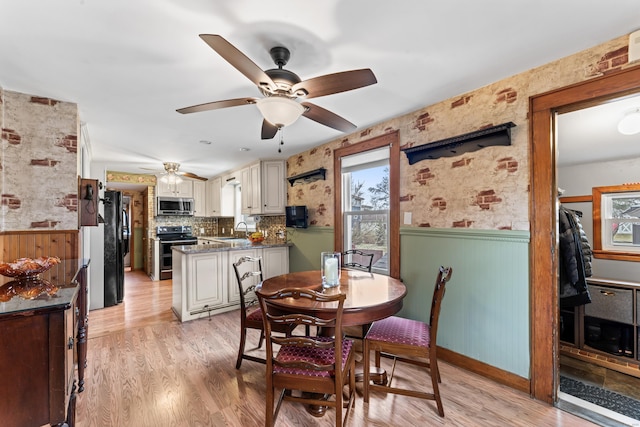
xmin=0 ymin=89 xmax=79 ymax=231
xmin=287 ymin=35 xmax=630 ymax=231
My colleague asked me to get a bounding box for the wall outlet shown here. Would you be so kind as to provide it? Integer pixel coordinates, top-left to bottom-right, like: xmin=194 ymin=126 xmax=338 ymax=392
xmin=200 ymin=227 xmax=205 ymax=234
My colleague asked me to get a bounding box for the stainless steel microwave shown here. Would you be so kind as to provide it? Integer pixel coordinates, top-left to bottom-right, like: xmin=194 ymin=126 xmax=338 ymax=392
xmin=156 ymin=197 xmax=194 ymax=216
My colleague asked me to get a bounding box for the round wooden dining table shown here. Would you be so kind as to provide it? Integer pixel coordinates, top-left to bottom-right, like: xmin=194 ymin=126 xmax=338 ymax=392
xmin=257 ymin=268 xmax=407 ymax=327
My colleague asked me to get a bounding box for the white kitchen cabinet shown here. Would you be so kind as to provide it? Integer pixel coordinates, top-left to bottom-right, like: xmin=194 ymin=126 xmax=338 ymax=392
xmin=240 ymin=166 xmax=252 ymax=214
xmin=156 ymin=179 xmax=193 ymax=197
xmin=172 ymin=250 xmax=229 ymax=322
xmin=187 ymin=252 xmax=227 ymax=312
xmin=262 ymin=246 xmax=289 ymax=279
xmin=193 ymin=180 xmax=206 ymax=217
xmin=172 ymin=245 xmax=289 ymax=322
xmin=240 ymin=160 xmax=286 ymax=215
xmin=206 ymin=176 xmax=234 ymax=217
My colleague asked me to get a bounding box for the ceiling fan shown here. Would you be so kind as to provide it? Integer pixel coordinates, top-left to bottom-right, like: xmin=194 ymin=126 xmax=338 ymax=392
xmin=143 ymin=162 xmax=208 ymax=182
xmin=177 ymin=34 xmax=377 ymax=140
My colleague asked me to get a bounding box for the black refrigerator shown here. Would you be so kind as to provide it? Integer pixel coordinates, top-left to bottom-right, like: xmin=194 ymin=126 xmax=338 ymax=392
xmin=104 ymin=190 xmax=129 ymax=307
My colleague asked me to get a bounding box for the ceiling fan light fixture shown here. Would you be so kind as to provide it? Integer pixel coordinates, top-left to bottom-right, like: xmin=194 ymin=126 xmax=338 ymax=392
xmin=617 ymin=109 xmax=640 ymax=135
xmin=256 ymin=96 xmax=304 ymax=128
xmin=160 ymin=173 xmax=183 ymax=185
xmin=160 ymin=161 xmax=183 ymax=186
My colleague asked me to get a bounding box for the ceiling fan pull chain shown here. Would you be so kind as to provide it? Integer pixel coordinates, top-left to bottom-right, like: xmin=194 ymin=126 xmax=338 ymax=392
xmin=278 ymin=127 xmax=284 ymax=153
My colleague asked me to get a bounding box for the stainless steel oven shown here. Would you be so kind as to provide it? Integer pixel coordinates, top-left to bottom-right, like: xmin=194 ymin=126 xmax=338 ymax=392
xmin=156 ymin=225 xmax=198 ymax=280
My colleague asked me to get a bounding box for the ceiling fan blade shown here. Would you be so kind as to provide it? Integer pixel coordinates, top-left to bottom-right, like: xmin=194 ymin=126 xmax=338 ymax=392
xmin=199 ymin=34 xmax=277 ymax=92
xmin=301 ymin=102 xmax=357 ymax=133
xmin=292 ymin=69 xmax=377 ymax=100
xmin=177 ymin=97 xmax=258 ymax=114
xmin=179 ymin=172 xmax=208 ymax=181
xmin=261 ymin=120 xmax=279 ymax=140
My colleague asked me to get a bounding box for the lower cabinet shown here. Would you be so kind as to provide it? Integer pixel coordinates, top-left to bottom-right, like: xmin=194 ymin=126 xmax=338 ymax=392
xmin=187 ymin=251 xmax=227 ymax=312
xmin=561 ymin=278 xmax=640 ymax=369
xmin=172 ymin=246 xmax=289 ymax=322
xmin=262 ymin=246 xmax=289 ymax=279
xmin=0 ymin=286 xmax=79 ymax=427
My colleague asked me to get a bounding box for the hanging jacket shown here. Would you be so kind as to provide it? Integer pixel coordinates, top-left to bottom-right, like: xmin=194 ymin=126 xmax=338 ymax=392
xmin=559 ymin=206 xmax=592 ymax=307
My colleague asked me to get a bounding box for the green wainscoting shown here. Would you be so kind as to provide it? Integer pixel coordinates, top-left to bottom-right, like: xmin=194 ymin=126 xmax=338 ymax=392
xmin=287 ymin=227 xmax=335 ymax=272
xmin=400 ymin=227 xmax=531 ymax=378
xmin=286 ymin=225 xmax=531 ymax=378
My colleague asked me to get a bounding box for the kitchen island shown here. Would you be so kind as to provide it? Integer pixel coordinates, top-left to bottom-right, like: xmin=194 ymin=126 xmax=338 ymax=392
xmin=171 ymin=239 xmax=290 ymax=322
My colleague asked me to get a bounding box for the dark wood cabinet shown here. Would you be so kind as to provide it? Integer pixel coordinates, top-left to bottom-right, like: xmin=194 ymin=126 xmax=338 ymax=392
xmin=561 ymin=277 xmax=640 ymax=374
xmin=0 ymin=282 xmax=82 ymax=427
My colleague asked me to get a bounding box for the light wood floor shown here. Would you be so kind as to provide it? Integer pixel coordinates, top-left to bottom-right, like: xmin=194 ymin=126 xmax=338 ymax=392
xmin=77 ymin=270 xmax=596 ymax=426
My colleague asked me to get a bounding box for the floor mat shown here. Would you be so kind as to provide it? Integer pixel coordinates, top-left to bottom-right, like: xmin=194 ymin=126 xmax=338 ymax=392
xmin=560 ymin=375 xmax=640 ymax=421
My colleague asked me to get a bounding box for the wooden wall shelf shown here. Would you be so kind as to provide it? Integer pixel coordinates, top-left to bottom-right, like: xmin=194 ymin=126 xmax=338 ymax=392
xmin=402 ymin=122 xmax=516 ymax=165
xmin=287 ymin=168 xmax=326 ymax=186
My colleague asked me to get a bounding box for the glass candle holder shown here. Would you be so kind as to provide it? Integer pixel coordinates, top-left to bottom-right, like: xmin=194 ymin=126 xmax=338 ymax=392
xmin=321 ymin=251 xmax=341 ymax=288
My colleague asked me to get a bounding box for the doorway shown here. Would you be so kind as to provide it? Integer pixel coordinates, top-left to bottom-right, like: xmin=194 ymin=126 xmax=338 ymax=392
xmin=556 ymin=93 xmax=640 ymax=423
xmin=530 ymin=65 xmax=640 ymax=407
xmin=123 ymin=195 xmax=131 ymax=269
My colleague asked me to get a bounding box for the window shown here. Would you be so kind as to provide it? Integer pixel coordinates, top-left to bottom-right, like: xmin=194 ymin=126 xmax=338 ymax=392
xmin=333 ymin=131 xmax=400 ymax=278
xmin=341 ymin=147 xmax=389 ymax=275
xmin=233 ymin=184 xmax=256 ymax=232
xmin=593 ymin=183 xmax=640 ymax=261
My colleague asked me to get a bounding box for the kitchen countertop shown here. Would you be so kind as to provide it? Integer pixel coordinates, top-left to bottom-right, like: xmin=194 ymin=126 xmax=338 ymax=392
xmin=172 ymin=239 xmax=291 ymax=254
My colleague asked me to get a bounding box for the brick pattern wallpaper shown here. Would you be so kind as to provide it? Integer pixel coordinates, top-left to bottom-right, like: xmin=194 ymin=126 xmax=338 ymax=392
xmin=287 ymin=35 xmax=631 ymax=231
xmin=0 ymin=89 xmax=79 ymax=231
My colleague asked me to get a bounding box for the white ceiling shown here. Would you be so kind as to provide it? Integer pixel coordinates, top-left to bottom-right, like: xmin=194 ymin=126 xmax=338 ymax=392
xmin=557 ymin=93 xmax=640 ymax=167
xmin=1 ymin=0 xmax=639 ymax=178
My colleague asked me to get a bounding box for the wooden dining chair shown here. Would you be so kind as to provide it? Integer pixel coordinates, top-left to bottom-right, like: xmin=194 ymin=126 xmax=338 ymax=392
xmin=257 ymin=287 xmax=356 ymax=427
xmin=232 ymin=255 xmax=266 ymax=369
xmin=363 ymin=266 xmax=453 ymax=417
xmin=233 ymin=256 xmax=293 ymax=369
xmin=342 ymin=249 xmax=374 ymax=272
xmin=341 ymin=249 xmax=375 ymax=341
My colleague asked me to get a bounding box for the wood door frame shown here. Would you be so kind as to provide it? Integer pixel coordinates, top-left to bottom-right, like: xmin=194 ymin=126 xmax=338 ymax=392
xmin=333 ymin=131 xmax=400 ymax=279
xmin=530 ymin=64 xmax=640 ymax=403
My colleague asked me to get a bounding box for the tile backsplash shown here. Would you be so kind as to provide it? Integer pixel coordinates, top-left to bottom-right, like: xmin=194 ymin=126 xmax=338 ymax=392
xmin=153 ymin=215 xmax=286 ymax=239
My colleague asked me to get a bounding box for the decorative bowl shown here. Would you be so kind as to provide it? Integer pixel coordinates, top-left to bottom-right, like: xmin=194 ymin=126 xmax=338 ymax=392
xmin=0 ymin=256 xmax=61 ymax=278
xmin=248 ymin=236 xmax=265 ymax=244
xmin=0 ymin=257 xmax=61 ymax=301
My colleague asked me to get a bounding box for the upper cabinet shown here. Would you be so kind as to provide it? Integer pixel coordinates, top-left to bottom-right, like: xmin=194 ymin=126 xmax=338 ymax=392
xmin=240 ymin=160 xmax=286 ymax=215
xmin=193 ymin=180 xmax=206 ymax=217
xmin=156 ymin=179 xmax=193 ymax=198
xmin=206 ymin=176 xmax=234 ymax=217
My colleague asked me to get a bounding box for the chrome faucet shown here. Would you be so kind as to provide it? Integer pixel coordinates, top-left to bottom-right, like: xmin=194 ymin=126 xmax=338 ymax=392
xmin=236 ymin=221 xmax=249 ymax=238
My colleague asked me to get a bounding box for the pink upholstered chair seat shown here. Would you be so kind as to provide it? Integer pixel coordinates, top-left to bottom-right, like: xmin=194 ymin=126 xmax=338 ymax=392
xmin=275 ymin=337 xmax=353 ymax=377
xmin=246 ymin=306 xmax=263 ymax=322
xmin=366 ymin=316 xmax=430 ymax=348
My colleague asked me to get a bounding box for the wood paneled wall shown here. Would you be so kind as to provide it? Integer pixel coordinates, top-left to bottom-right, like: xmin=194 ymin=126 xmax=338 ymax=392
xmin=0 ymin=230 xmax=80 ymax=284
